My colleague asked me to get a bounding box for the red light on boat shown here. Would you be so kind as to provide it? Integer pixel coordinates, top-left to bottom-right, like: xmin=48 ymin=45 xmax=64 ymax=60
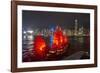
xmin=34 ymin=35 xmax=47 ymax=60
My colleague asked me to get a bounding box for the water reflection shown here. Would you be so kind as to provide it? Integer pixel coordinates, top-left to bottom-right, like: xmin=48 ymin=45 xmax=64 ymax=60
xmin=67 ymin=36 xmax=90 ymax=58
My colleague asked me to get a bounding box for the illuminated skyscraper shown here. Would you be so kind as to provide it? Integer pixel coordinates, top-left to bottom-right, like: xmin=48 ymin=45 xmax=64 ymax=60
xmin=74 ymin=19 xmax=78 ymax=36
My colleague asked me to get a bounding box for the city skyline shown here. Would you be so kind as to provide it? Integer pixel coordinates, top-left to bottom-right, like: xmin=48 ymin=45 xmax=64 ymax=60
xmin=22 ymin=10 xmax=90 ymax=31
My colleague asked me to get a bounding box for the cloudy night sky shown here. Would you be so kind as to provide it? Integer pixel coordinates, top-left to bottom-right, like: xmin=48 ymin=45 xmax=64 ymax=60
xmin=22 ymin=10 xmax=90 ymax=31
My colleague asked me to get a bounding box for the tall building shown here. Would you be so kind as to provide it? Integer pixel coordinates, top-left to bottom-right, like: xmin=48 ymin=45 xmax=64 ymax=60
xmin=74 ymin=19 xmax=78 ymax=36
xmin=78 ymin=26 xmax=84 ymax=36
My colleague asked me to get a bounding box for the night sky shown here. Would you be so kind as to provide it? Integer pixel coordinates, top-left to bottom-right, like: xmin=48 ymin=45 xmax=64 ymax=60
xmin=22 ymin=10 xmax=90 ymax=31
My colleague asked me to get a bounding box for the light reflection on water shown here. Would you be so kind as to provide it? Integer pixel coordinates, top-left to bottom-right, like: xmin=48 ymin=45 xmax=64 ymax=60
xmin=69 ymin=36 xmax=90 ymax=54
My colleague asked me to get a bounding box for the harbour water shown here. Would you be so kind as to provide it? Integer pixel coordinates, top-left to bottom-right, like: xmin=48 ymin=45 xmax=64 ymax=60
xmin=22 ymin=36 xmax=90 ymax=62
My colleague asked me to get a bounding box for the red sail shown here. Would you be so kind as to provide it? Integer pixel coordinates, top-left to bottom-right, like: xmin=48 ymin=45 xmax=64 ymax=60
xmin=34 ymin=35 xmax=47 ymax=60
xmin=52 ymin=26 xmax=68 ymax=49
